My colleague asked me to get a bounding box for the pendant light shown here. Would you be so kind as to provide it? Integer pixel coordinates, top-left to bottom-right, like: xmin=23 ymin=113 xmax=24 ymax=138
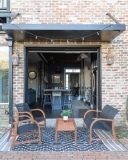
xmin=55 ymin=54 xmax=61 ymax=73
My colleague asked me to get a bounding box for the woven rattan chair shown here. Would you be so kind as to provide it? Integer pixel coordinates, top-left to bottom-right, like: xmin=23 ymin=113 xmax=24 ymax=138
xmin=15 ymin=103 xmax=46 ymax=128
xmin=83 ymin=105 xmax=119 ymax=143
xmin=5 ymin=110 xmax=41 ymax=150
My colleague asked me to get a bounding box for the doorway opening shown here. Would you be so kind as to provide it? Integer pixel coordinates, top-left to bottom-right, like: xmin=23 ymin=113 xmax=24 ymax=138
xmin=24 ymin=45 xmax=101 ymax=118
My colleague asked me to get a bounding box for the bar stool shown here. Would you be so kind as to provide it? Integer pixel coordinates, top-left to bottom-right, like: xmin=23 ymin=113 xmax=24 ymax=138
xmin=52 ymin=92 xmax=62 ymax=110
xmin=43 ymin=92 xmax=52 ymax=109
xmin=63 ymin=92 xmax=72 ymax=109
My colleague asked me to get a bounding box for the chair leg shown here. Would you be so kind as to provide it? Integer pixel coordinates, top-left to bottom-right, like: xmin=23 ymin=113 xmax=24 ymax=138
xmin=90 ymin=128 xmax=92 ymax=144
xmin=38 ymin=127 xmax=41 ymax=144
xmin=44 ymin=120 xmax=46 ymax=129
xmin=43 ymin=96 xmax=46 ymax=109
xmin=31 ymin=131 xmax=34 ymax=136
xmin=7 ymin=128 xmax=12 ymax=141
xmin=10 ymin=133 xmax=17 ymax=150
xmin=111 ymin=121 xmax=118 ymax=143
xmin=112 ymin=126 xmax=118 ymax=143
xmin=83 ymin=122 xmax=86 ymax=128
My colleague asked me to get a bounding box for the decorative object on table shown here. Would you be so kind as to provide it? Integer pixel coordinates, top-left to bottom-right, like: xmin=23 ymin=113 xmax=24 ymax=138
xmin=28 ymin=71 xmax=37 ymax=79
xmin=60 ymin=110 xmax=71 ymax=122
xmin=52 ymin=74 xmax=60 ymax=83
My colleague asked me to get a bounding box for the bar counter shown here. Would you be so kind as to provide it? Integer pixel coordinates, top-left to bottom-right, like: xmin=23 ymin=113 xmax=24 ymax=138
xmin=44 ymin=89 xmax=71 ymax=110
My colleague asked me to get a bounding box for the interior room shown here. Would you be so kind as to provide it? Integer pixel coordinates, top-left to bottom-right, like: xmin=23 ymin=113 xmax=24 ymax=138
xmin=27 ymin=46 xmax=100 ymax=118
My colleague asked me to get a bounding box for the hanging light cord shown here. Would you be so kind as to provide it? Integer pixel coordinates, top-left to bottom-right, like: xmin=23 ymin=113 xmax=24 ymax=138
xmin=11 ymin=23 xmax=113 ymax=41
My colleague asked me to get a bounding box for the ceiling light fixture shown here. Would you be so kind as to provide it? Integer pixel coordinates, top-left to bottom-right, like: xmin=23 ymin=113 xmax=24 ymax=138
xmin=55 ymin=54 xmax=61 ymax=73
xmin=97 ymin=32 xmax=99 ymax=35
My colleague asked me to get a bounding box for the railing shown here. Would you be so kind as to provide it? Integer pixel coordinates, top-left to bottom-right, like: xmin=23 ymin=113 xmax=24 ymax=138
xmin=0 ymin=0 xmax=10 ymax=11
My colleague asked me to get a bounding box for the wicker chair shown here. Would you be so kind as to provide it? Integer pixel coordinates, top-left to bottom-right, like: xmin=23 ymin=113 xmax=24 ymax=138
xmin=5 ymin=110 xmax=41 ymax=150
xmin=83 ymin=105 xmax=119 ymax=143
xmin=15 ymin=103 xmax=46 ymax=128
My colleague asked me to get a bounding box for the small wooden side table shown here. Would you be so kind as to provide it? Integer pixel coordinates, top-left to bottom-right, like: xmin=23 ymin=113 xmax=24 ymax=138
xmin=55 ymin=118 xmax=77 ymax=142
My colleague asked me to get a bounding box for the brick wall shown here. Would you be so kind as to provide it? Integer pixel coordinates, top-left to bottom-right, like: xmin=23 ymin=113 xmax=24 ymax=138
xmin=11 ymin=0 xmax=128 ymax=125
xmin=1 ymin=0 xmax=127 ymax=126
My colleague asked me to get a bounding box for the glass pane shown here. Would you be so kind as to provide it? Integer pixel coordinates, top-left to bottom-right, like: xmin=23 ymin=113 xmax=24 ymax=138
xmin=66 ymin=69 xmax=80 ymax=73
xmin=72 ymin=69 xmax=80 ymax=73
xmin=0 ymin=0 xmax=2 ymax=8
xmin=4 ymin=0 xmax=7 ymax=8
xmin=0 ymin=46 xmax=9 ymax=103
xmin=66 ymin=69 xmax=72 ymax=73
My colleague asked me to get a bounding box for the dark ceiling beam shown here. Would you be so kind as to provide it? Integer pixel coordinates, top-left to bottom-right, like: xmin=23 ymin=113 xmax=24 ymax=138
xmin=37 ymin=52 xmax=48 ymax=64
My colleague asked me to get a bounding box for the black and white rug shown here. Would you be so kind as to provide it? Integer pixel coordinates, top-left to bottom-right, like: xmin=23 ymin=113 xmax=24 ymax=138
xmin=0 ymin=119 xmax=127 ymax=152
xmin=11 ymin=127 xmax=109 ymax=151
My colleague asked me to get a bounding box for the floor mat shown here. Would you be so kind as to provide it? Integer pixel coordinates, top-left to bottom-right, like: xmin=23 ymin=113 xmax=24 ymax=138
xmin=0 ymin=127 xmax=127 ymax=151
xmin=12 ymin=127 xmax=109 ymax=151
xmin=71 ymin=100 xmax=90 ymax=110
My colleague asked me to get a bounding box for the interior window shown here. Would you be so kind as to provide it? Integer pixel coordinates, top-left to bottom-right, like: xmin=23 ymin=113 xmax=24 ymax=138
xmin=65 ymin=69 xmax=80 ymax=73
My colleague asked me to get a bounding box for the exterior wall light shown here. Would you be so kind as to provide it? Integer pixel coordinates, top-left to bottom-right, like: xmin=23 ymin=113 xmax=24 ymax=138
xmin=11 ymin=52 xmax=19 ymax=65
xmin=106 ymin=51 xmax=114 ymax=65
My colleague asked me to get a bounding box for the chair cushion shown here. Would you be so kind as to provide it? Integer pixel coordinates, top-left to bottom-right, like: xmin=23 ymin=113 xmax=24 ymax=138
xmin=34 ymin=117 xmax=45 ymax=121
xmin=83 ymin=118 xmax=111 ymax=131
xmin=15 ymin=103 xmax=31 ymax=112
xmin=17 ymin=124 xmax=38 ymax=134
xmin=101 ymin=105 xmax=119 ymax=119
xmin=28 ymin=88 xmax=36 ymax=94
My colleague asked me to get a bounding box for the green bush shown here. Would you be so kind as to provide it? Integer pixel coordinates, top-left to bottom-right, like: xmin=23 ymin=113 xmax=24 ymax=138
xmin=60 ymin=110 xmax=71 ymax=117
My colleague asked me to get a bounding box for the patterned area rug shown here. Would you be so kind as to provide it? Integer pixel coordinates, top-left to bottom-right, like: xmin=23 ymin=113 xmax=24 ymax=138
xmin=12 ymin=127 xmax=109 ymax=151
xmin=0 ymin=119 xmax=127 ymax=151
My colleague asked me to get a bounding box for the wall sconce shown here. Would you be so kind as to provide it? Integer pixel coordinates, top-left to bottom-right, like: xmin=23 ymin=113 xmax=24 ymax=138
xmin=11 ymin=53 xmax=19 ymax=65
xmin=106 ymin=51 xmax=114 ymax=65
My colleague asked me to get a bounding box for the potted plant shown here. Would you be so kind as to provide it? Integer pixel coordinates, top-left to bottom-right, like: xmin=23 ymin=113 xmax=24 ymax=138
xmin=60 ymin=110 xmax=72 ymax=122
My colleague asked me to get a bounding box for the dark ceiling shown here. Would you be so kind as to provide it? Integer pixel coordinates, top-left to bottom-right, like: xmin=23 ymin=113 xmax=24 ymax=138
xmin=28 ymin=46 xmax=96 ymax=63
xmin=42 ymin=53 xmax=80 ymax=63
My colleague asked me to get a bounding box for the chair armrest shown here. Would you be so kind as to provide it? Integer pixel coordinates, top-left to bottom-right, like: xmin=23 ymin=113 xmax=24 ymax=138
xmin=90 ymin=118 xmax=115 ymax=130
xmin=13 ymin=118 xmax=40 ymax=128
xmin=15 ymin=111 xmax=33 ymax=118
xmin=14 ymin=115 xmax=34 ymax=123
xmin=83 ymin=110 xmax=101 ymax=118
xmin=30 ymin=109 xmax=46 ymax=118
